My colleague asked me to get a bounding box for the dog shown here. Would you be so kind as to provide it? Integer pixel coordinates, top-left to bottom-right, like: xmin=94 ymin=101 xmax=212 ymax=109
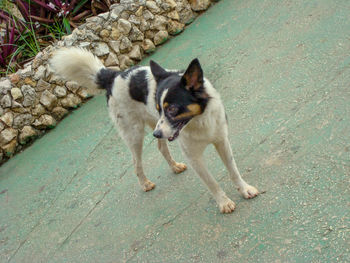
xmin=50 ymin=47 xmax=259 ymax=213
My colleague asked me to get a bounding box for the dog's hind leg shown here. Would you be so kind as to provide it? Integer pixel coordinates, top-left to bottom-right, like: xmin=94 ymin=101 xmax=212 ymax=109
xmin=157 ymin=139 xmax=187 ymax=174
xmin=109 ymin=103 xmax=155 ymax=192
xmin=214 ymin=138 xmax=259 ymax=199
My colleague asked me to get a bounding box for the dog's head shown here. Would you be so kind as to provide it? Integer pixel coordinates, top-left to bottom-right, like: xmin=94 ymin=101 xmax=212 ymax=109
xmin=151 ymin=59 xmax=209 ymax=141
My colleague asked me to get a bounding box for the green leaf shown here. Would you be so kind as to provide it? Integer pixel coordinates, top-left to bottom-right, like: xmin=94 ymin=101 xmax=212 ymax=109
xmin=72 ymin=0 xmax=89 ymax=15
xmin=62 ymin=17 xmax=71 ymax=34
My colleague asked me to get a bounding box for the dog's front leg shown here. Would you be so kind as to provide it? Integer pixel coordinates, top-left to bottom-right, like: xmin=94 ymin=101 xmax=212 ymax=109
xmin=180 ymin=141 xmax=235 ymax=213
xmin=214 ymin=138 xmax=259 ymax=199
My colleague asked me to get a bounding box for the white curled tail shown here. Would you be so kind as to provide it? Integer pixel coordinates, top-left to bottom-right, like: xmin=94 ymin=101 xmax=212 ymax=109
xmin=50 ymin=47 xmax=105 ymax=92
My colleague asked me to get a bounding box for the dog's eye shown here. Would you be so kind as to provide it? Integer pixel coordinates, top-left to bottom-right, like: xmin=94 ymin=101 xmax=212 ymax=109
xmin=167 ymin=105 xmax=178 ymax=116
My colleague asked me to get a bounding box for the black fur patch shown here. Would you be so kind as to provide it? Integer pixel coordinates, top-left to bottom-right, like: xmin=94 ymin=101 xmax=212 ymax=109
xmin=129 ymin=70 xmax=148 ymax=104
xmin=120 ymin=66 xmax=140 ymax=79
xmin=96 ymin=68 xmax=119 ymax=102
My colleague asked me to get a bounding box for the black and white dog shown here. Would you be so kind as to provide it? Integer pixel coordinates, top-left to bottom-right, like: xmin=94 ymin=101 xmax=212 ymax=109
xmin=51 ymin=48 xmax=258 ymax=213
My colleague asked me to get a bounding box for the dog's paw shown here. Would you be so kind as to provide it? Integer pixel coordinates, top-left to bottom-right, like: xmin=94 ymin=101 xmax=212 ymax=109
xmin=141 ymin=180 xmax=156 ymax=192
xmin=171 ymin=162 xmax=187 ymax=174
xmin=219 ymin=199 xmax=236 ymax=214
xmin=239 ymin=185 xmax=259 ymax=199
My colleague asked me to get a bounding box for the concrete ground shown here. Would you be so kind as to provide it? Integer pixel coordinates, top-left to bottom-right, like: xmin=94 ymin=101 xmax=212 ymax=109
xmin=1 ymin=0 xmax=350 ymax=262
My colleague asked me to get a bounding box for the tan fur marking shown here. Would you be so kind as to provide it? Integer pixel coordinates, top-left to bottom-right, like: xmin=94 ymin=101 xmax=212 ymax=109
xmin=174 ymin=103 xmax=202 ymax=120
xmin=156 ymin=104 xmax=160 ymax=111
xmin=163 ymin=102 xmax=169 ymax=109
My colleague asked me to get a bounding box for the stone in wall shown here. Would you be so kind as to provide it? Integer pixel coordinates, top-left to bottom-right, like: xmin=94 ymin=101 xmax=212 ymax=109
xmin=19 ymin=126 xmax=38 ymax=145
xmin=189 ymin=0 xmax=211 ymax=11
xmin=154 ymin=30 xmax=169 ymax=45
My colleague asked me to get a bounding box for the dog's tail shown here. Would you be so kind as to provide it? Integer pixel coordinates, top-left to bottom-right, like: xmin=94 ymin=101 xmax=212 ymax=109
xmin=50 ymin=47 xmax=112 ymax=94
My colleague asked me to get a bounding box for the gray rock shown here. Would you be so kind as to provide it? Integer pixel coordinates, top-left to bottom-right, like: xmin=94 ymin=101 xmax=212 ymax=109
xmin=160 ymin=2 xmax=172 ymax=12
xmin=167 ymin=20 xmax=185 ymax=35
xmin=110 ymin=5 xmax=126 ymax=20
xmin=105 ymin=52 xmax=120 ymax=67
xmin=189 ymin=0 xmax=211 ymax=11
xmin=167 ymin=10 xmax=180 ymax=20
xmin=150 ymin=15 xmax=168 ymax=31
xmin=74 ymin=28 xmax=88 ymax=41
xmin=11 ymin=101 xmax=27 ymax=113
xmin=120 ymin=0 xmax=139 ymax=11
xmin=36 ymin=79 xmax=51 ymax=91
xmin=77 ymin=88 xmax=91 ymax=99
xmin=120 ymin=12 xmax=130 ymax=20
xmin=146 ymin=1 xmax=161 ymax=13
xmin=129 ymin=26 xmax=144 ymax=41
xmin=13 ymin=113 xmax=33 ymax=129
xmin=118 ymin=19 xmax=132 ymax=35
xmin=94 ymin=42 xmax=110 ymax=56
xmin=139 ymin=18 xmax=150 ymax=31
xmin=0 ymin=112 xmax=13 ymax=127
xmin=86 ymin=31 xmax=100 ymax=41
xmin=110 ymin=28 xmax=121 ymax=40
xmin=119 ymin=36 xmax=133 ymax=53
xmin=154 ymin=30 xmax=169 ymax=45
xmin=143 ymin=9 xmax=154 ymax=20
xmin=85 ymin=16 xmax=104 ymax=24
xmin=109 ymin=40 xmax=120 ymax=54
xmin=145 ymin=30 xmax=156 ymax=39
xmin=11 ymin=100 xmax=22 ymax=108
xmin=79 ymin=42 xmax=91 ymax=49
xmin=99 ymin=29 xmax=110 ymax=39
xmin=61 ymin=94 xmax=82 ymax=108
xmin=142 ymin=39 xmax=156 ymax=53
xmin=52 ymin=107 xmax=68 ymax=120
xmin=11 ymin=88 xmax=23 ymax=100
xmin=21 ymin=85 xmax=36 ymax=107
xmin=165 ymin=0 xmax=177 ymax=8
xmin=19 ymin=125 xmax=37 ymax=144
xmin=32 ymin=104 xmax=46 ymax=116
xmin=32 ymin=52 xmax=43 ymax=69
xmin=0 ymin=95 xmax=12 ymax=108
xmin=135 ymin=6 xmax=144 ymax=17
xmin=119 ymin=55 xmax=134 ymax=70
xmin=129 ymin=15 xmax=141 ymax=25
xmin=66 ymin=81 xmax=80 ymax=93
xmin=40 ymin=90 xmax=57 ymax=110
xmin=33 ymin=65 xmax=47 ymax=80
xmin=129 ymin=45 xmax=143 ymax=60
xmin=0 ymin=122 xmax=4 ymax=132
xmin=2 ymin=139 xmax=17 ymax=156
xmin=177 ymin=2 xmax=195 ymax=24
xmin=0 ymin=79 xmax=11 ymax=95
xmin=19 ymin=65 xmax=32 ymax=78
xmin=0 ymin=106 xmax=3 ymax=116
xmin=49 ymin=74 xmax=65 ymax=85
xmin=33 ymin=114 xmax=56 ymax=129
xmin=54 ymin=86 xmax=67 ymax=98
xmin=98 ymin=11 xmax=110 ymax=20
xmin=63 ymin=34 xmax=77 ymax=46
xmin=0 ymin=128 xmax=18 ymax=145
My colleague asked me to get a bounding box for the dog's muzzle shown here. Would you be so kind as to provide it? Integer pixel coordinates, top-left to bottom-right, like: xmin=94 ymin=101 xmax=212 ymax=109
xmin=153 ymin=129 xmax=163 ymax=139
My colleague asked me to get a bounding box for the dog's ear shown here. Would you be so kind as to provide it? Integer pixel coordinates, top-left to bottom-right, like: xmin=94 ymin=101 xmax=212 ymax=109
xmin=150 ymin=60 xmax=168 ymax=81
xmin=181 ymin=58 xmax=203 ymax=91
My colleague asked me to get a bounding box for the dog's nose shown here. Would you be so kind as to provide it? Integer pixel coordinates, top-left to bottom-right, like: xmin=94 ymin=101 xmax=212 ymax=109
xmin=153 ymin=130 xmax=163 ymax=138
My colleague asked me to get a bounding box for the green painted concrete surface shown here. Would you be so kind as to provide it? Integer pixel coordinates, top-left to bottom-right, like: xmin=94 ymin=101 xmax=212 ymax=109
xmin=1 ymin=0 xmax=350 ymax=262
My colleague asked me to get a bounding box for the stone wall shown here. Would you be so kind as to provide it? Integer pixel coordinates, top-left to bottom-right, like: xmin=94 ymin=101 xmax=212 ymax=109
xmin=0 ymin=0 xmax=214 ymax=164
